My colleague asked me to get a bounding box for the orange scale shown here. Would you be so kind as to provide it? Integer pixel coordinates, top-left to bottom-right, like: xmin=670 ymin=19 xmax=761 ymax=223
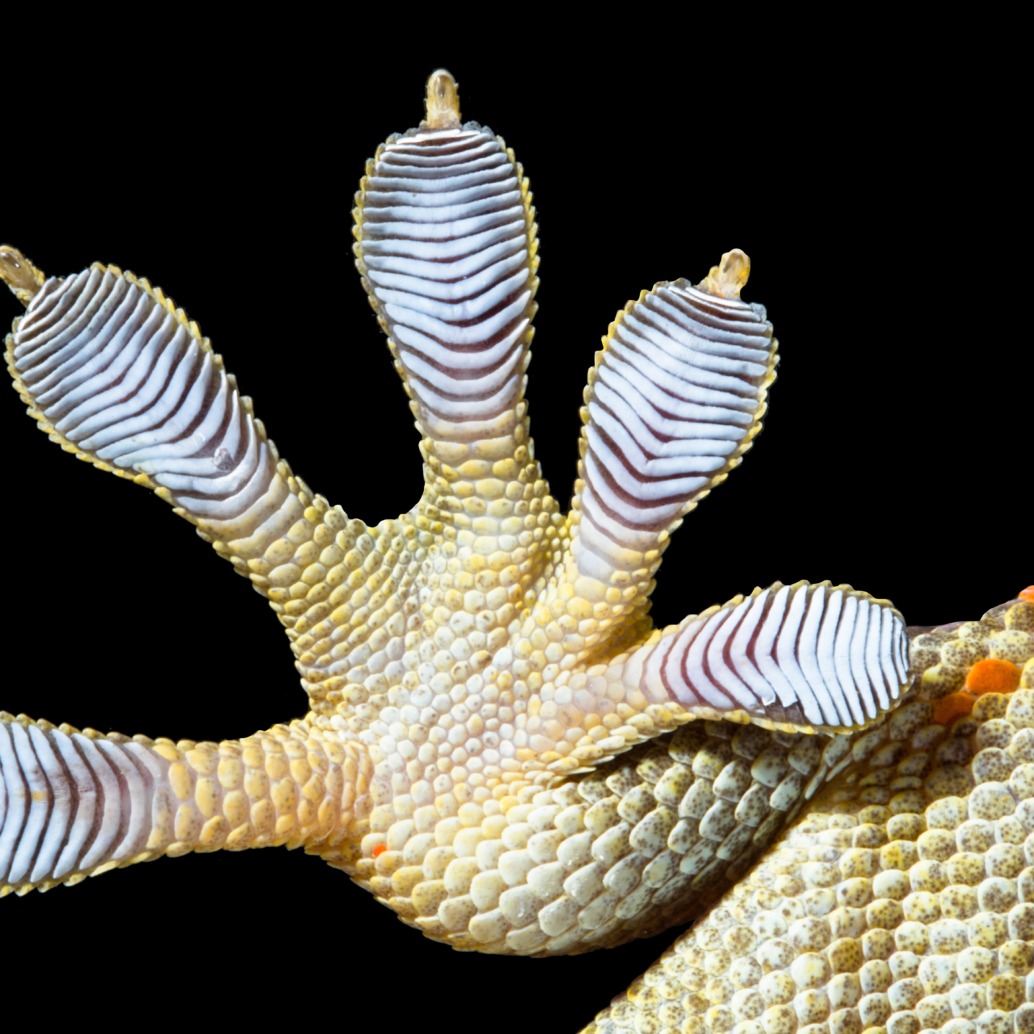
xmin=932 ymin=691 xmax=977 ymax=726
xmin=965 ymin=657 xmax=1022 ymax=696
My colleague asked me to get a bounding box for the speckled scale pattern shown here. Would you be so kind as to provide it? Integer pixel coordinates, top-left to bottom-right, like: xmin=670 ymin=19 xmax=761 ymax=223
xmin=583 ymin=598 xmax=1034 ymax=1032
xmin=342 ymin=717 xmax=847 ymax=954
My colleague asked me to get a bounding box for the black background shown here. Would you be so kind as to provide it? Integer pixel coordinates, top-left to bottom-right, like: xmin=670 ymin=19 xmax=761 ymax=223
xmin=1 ymin=36 xmax=1026 ymax=1031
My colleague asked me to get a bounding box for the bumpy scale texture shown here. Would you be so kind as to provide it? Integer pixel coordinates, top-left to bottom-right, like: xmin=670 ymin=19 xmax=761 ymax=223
xmin=586 ymin=600 xmax=1034 ymax=1033
xmin=0 ymin=71 xmax=1026 ymax=1032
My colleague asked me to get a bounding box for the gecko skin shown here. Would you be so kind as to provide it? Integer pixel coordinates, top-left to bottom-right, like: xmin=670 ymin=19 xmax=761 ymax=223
xmin=1 ymin=72 xmax=1031 ymax=1032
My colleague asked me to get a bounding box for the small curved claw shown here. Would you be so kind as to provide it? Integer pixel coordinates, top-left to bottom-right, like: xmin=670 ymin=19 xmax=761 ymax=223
xmin=424 ymin=68 xmax=461 ymax=129
xmin=698 ymin=247 xmax=751 ymax=299
xmin=0 ymin=246 xmax=45 ymax=306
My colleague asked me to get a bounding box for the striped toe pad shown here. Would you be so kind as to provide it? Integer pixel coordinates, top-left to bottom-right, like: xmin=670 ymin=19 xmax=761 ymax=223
xmin=354 ymin=119 xmax=536 ymax=448
xmin=7 ymin=266 xmax=276 ymax=527
xmin=572 ymin=278 xmax=777 ymax=586
xmin=644 ymin=582 xmax=909 ymax=731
